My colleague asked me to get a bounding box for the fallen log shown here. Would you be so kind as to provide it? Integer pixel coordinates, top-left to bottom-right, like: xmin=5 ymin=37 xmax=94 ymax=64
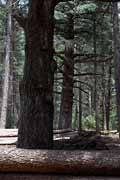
xmin=0 ymin=148 xmax=120 ymax=175
xmin=0 ymin=174 xmax=119 ymax=180
xmin=0 ymin=137 xmax=17 ymax=145
xmin=53 ymin=128 xmax=74 ymax=134
xmin=0 ymin=129 xmax=73 ymax=136
xmin=0 ymin=129 xmax=18 ymax=137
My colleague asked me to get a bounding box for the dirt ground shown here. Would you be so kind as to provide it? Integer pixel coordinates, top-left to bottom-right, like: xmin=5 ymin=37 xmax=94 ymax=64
xmin=0 ymin=129 xmax=120 ymax=150
xmin=54 ymin=130 xmax=120 ymax=150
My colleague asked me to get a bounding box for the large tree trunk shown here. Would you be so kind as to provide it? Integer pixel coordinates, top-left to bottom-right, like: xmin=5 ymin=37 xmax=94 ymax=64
xmin=0 ymin=148 xmax=120 ymax=176
xmin=59 ymin=15 xmax=74 ymax=129
xmin=0 ymin=0 xmax=12 ymax=128
xmin=112 ymin=2 xmax=120 ymax=136
xmin=17 ymin=1 xmax=55 ymax=149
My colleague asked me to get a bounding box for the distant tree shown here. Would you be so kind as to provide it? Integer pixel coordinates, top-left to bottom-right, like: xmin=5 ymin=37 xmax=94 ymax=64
xmin=59 ymin=14 xmax=74 ymax=129
xmin=0 ymin=0 xmax=12 ymax=128
xmin=112 ymin=2 xmax=120 ymax=136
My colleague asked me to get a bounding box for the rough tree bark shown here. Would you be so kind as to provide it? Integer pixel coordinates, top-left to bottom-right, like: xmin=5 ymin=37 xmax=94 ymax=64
xmin=59 ymin=15 xmax=74 ymax=129
xmin=0 ymin=148 xmax=120 ymax=176
xmin=17 ymin=0 xmax=56 ymax=149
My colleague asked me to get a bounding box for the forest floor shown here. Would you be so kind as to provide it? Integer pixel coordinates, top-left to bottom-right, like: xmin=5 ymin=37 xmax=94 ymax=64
xmin=0 ymin=129 xmax=120 ymax=150
xmin=54 ymin=130 xmax=120 ymax=150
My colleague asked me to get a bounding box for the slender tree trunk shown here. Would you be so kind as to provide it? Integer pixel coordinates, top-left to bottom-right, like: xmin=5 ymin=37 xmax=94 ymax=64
xmin=74 ymin=103 xmax=78 ymax=129
xmin=105 ymin=62 xmax=112 ymax=131
xmin=112 ymin=2 xmax=120 ymax=137
xmin=59 ymin=15 xmax=74 ymax=129
xmin=13 ymin=79 xmax=20 ymax=128
xmin=5 ymin=61 xmax=13 ymax=128
xmin=6 ymin=13 xmax=18 ymax=129
xmin=88 ymin=89 xmax=92 ymax=116
xmin=17 ymin=1 xmax=55 ymax=149
xmin=12 ymin=12 xmax=20 ymax=128
xmin=0 ymin=0 xmax=12 ymax=128
xmin=59 ymin=41 xmax=74 ymax=129
xmin=93 ymin=18 xmax=99 ymax=133
xmin=102 ymin=63 xmax=111 ymax=132
xmin=53 ymin=73 xmax=59 ymax=129
xmin=78 ymin=83 xmax=82 ymax=133
xmin=101 ymin=63 xmax=107 ymax=131
xmin=103 ymin=96 xmax=107 ymax=131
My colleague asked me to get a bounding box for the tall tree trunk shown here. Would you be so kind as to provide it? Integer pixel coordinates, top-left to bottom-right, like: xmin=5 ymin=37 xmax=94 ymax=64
xmin=59 ymin=40 xmax=74 ymax=129
xmin=101 ymin=63 xmax=107 ymax=131
xmin=6 ymin=12 xmax=18 ymax=129
xmin=93 ymin=18 xmax=99 ymax=133
xmin=5 ymin=60 xmax=13 ymax=128
xmin=17 ymin=1 xmax=55 ymax=149
xmin=59 ymin=16 xmax=74 ymax=129
xmin=54 ymin=73 xmax=59 ymax=129
xmin=78 ymin=82 xmax=82 ymax=133
xmin=112 ymin=2 xmax=120 ymax=137
xmin=88 ymin=88 xmax=92 ymax=116
xmin=0 ymin=0 xmax=12 ymax=128
xmin=105 ymin=62 xmax=112 ymax=131
xmin=59 ymin=15 xmax=74 ymax=129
